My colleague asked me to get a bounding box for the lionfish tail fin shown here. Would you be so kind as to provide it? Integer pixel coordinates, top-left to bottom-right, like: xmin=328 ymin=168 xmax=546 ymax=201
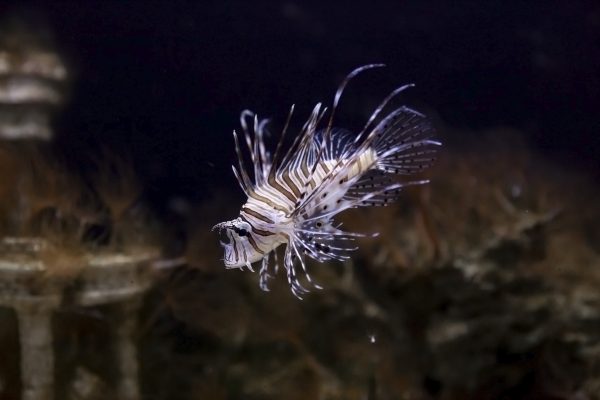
xmin=370 ymin=106 xmax=441 ymax=175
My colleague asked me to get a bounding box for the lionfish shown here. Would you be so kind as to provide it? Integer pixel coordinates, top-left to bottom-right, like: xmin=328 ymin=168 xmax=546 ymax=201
xmin=213 ymin=64 xmax=440 ymax=298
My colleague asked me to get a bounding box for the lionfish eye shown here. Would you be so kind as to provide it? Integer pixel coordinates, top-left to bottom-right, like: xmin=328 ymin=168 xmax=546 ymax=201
xmin=234 ymin=221 xmax=251 ymax=237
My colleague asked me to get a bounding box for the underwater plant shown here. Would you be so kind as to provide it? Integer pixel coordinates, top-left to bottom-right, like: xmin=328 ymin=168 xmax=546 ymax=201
xmin=213 ymin=65 xmax=440 ymax=297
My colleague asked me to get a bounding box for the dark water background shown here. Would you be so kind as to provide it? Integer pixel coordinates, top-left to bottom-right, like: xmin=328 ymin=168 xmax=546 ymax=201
xmin=2 ymin=0 xmax=598 ymax=208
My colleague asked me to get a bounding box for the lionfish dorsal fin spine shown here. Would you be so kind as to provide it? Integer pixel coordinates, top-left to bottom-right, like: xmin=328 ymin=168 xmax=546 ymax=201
xmin=232 ymin=165 xmax=251 ymax=197
xmin=239 ymin=113 xmax=258 ymax=180
xmin=278 ymin=103 xmax=323 ymax=172
xmin=269 ymin=104 xmax=295 ymax=179
xmin=327 ymin=64 xmax=386 ymax=132
xmin=232 ymin=130 xmax=255 ymax=189
xmin=354 ymin=83 xmax=415 ymax=146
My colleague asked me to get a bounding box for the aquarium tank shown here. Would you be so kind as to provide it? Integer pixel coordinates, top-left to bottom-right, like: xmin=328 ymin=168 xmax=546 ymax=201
xmin=0 ymin=1 xmax=598 ymax=399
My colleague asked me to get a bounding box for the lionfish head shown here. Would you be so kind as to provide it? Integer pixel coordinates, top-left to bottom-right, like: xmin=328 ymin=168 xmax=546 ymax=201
xmin=212 ymin=218 xmax=261 ymax=268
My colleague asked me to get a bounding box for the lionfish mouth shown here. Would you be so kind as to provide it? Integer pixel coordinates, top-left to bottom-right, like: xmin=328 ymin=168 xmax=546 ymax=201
xmin=212 ymin=222 xmax=232 ymax=246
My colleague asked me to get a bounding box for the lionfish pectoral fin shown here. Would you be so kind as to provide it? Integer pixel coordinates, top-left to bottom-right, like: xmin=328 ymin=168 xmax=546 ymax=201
xmin=368 ymin=107 xmax=440 ymax=175
xmin=245 ymin=261 xmax=255 ymax=272
xmin=344 ymin=171 xmax=427 ymax=206
xmin=258 ymin=256 xmax=272 ymax=292
xmin=283 ymin=246 xmax=310 ymax=299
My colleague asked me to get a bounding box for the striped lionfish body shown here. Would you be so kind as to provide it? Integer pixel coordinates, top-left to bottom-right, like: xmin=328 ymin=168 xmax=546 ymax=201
xmin=213 ymin=65 xmax=441 ymax=298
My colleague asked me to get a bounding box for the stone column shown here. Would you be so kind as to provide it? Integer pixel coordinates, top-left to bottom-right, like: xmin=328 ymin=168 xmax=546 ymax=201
xmin=113 ymin=299 xmax=142 ymax=400
xmin=16 ymin=305 xmax=55 ymax=400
